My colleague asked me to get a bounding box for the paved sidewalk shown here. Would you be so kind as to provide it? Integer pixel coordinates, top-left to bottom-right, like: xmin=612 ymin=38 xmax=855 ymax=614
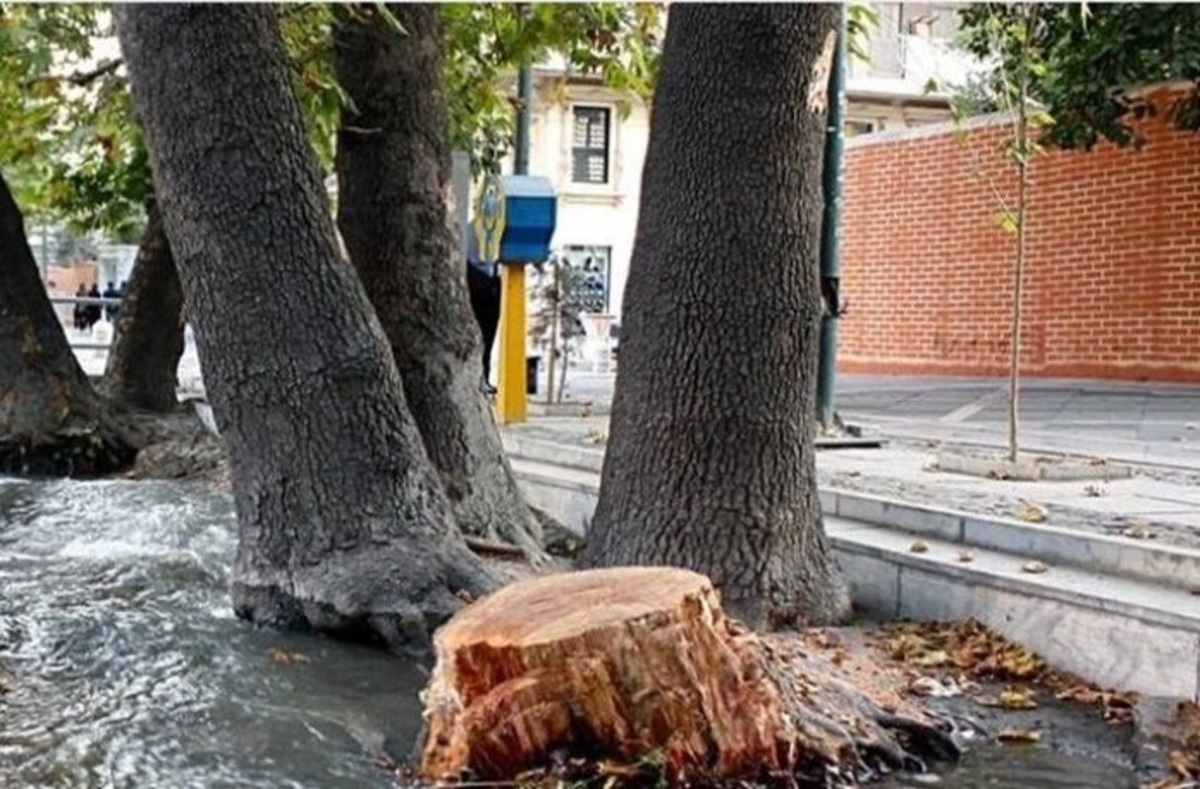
xmin=73 ymin=330 xmax=205 ymax=393
xmin=834 ymin=376 xmax=1200 ymax=470
xmin=504 ymin=408 xmax=1200 ymax=552
xmin=74 ymin=334 xmax=1200 ymax=469
xmin=74 ymin=334 xmax=1200 ymax=546
xmin=524 ymin=371 xmax=1200 ymax=469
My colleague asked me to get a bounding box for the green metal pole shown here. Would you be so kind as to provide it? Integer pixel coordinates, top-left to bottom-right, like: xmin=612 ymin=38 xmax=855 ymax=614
xmin=816 ymin=9 xmax=847 ymax=432
xmin=514 ymin=63 xmax=533 ymax=176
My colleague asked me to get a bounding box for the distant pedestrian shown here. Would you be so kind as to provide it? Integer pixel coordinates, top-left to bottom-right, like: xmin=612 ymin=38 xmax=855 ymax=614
xmin=86 ymin=283 xmax=102 ymax=328
xmin=102 ymin=281 xmax=120 ymax=321
xmin=73 ymin=284 xmax=88 ymax=330
xmin=467 ymin=258 xmax=501 ymax=395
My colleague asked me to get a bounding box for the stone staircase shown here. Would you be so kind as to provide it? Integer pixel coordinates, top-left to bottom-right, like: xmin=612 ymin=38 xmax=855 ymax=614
xmin=503 ymin=433 xmax=1200 ymax=701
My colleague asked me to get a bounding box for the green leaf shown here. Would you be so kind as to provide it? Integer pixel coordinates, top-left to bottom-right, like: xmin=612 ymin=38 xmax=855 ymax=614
xmin=994 ymin=210 xmax=1019 ymax=236
xmin=956 ymin=1 xmax=1200 ymax=148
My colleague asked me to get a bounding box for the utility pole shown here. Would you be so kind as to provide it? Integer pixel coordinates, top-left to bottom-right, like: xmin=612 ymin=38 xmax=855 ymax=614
xmin=514 ymin=61 xmax=532 ymax=176
xmin=495 ymin=19 xmax=535 ymax=424
xmin=40 ymin=224 xmax=49 ymax=283
xmin=816 ymin=8 xmax=847 ymax=432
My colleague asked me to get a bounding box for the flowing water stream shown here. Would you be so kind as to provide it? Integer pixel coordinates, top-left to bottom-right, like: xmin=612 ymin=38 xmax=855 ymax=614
xmin=0 ymin=476 xmax=1141 ymax=788
xmin=0 ymin=478 xmax=422 ymax=788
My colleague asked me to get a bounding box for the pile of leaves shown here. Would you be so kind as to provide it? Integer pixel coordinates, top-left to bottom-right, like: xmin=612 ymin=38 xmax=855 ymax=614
xmin=1141 ymin=700 xmax=1200 ymax=788
xmin=876 ymin=619 xmax=1136 ymax=731
xmin=392 ymin=750 xmax=675 ymax=789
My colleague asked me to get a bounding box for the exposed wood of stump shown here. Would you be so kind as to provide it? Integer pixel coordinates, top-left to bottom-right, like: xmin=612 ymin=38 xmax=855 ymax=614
xmin=419 ymin=568 xmax=956 ymax=784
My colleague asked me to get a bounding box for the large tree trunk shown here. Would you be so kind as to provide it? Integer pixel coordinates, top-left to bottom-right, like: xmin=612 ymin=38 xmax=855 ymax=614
xmin=101 ymin=200 xmax=186 ymax=412
xmin=115 ymin=3 xmax=499 ymax=649
xmin=583 ymin=4 xmax=851 ymax=629
xmin=0 ymin=172 xmax=141 ymax=476
xmin=333 ymin=4 xmax=542 ymax=556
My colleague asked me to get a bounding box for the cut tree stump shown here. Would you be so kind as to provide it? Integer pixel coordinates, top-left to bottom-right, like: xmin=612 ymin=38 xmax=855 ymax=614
xmin=418 ymin=567 xmax=958 ymax=785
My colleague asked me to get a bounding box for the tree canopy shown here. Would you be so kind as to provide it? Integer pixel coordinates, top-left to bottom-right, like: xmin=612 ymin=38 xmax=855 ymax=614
xmin=957 ymin=2 xmax=1200 ymax=149
xmin=0 ymin=2 xmax=663 ymax=236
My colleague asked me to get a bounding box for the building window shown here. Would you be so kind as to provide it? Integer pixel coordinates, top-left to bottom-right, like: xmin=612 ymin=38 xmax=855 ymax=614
xmin=571 ymin=106 xmax=611 ymax=185
xmin=562 ymin=245 xmax=611 ymax=313
xmin=845 ymin=120 xmax=877 ymax=137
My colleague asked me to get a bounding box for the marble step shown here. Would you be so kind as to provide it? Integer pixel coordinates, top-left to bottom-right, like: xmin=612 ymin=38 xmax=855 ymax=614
xmin=820 ymin=488 xmax=1200 ymax=594
xmin=510 ymin=455 xmax=1200 ymax=699
xmin=506 ymin=440 xmax=1200 ymax=593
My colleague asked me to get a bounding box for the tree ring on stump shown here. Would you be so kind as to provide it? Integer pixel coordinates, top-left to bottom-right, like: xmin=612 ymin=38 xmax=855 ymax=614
xmin=419 ymin=567 xmax=798 ymax=783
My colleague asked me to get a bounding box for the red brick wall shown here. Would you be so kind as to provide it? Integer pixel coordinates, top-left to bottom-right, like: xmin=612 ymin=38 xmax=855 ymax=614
xmin=840 ymin=92 xmax=1200 ymax=382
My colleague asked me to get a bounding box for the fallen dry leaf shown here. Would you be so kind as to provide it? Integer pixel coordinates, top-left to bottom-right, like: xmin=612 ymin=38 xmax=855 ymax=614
xmin=1044 ymin=675 xmax=1136 ymax=725
xmin=583 ymin=428 xmax=608 ymax=445
xmin=268 ymin=647 xmax=312 ymax=666
xmin=597 ymin=758 xmax=641 ymax=778
xmin=1016 ymin=502 xmax=1049 ymax=523
xmin=997 ymin=728 xmax=1042 ymax=743
xmin=1176 ymin=700 xmax=1200 ymax=749
xmin=884 ymin=632 xmax=926 ymax=662
xmin=957 ymin=550 xmax=975 ymax=563
xmin=1169 ymin=749 xmax=1200 ymax=780
xmin=1021 ymin=560 xmax=1049 ymax=574
xmin=911 ymin=649 xmax=950 ymax=668
xmin=908 ymin=676 xmax=964 ymax=698
xmin=882 ymin=619 xmax=1044 ymax=682
xmin=881 ymin=622 xmax=1135 ymax=727
xmin=977 ymin=686 xmax=1038 ymax=710
xmin=806 ymin=629 xmax=844 ymax=650
xmin=909 ymin=541 xmax=930 ymax=554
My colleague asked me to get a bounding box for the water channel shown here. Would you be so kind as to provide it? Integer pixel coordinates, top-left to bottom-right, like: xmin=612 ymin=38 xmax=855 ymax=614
xmin=0 ymin=476 xmax=1142 ymax=788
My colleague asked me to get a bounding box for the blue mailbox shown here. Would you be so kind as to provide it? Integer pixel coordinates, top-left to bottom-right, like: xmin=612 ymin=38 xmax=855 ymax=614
xmin=465 ymin=170 xmax=554 ymax=266
xmin=499 ymin=175 xmax=556 ymax=264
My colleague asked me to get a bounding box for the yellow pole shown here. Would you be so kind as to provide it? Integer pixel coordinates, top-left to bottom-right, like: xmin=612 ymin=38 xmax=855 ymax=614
xmin=496 ymin=264 xmax=527 ymax=424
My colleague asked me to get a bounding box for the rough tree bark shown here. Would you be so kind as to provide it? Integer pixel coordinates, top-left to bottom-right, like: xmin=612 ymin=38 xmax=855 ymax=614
xmin=115 ymin=3 xmax=500 ymax=649
xmin=584 ymin=4 xmax=852 ymax=629
xmin=0 ymin=172 xmax=141 ymax=476
xmin=333 ymin=4 xmax=542 ymax=555
xmin=101 ymin=200 xmax=186 ymax=412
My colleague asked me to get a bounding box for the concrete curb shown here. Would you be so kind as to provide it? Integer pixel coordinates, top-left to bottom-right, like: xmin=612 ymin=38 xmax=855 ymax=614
xmin=831 ymin=521 xmax=1200 ymax=700
xmin=934 ymin=452 xmax=1133 ymax=482
xmin=820 ymin=488 xmax=1200 ymax=593
xmin=506 ymin=436 xmax=1200 ymax=592
xmin=850 ymin=418 xmax=1200 ymax=473
xmin=509 ymin=457 xmax=1200 ymax=699
xmin=527 ymin=401 xmax=612 ymax=418
xmin=503 ymin=434 xmax=604 ymax=473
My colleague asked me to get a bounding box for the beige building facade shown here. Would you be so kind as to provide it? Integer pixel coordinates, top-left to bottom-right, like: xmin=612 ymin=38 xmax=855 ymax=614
xmin=507 ymin=2 xmax=976 ymax=332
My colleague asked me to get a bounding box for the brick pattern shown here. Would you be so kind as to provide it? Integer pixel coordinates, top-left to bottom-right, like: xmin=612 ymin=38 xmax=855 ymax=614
xmin=840 ymin=92 xmax=1200 ymax=382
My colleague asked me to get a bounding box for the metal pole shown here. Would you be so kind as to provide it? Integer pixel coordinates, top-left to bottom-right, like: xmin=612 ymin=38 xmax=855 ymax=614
xmin=496 ymin=20 xmax=533 ymax=423
xmin=816 ymin=8 xmax=847 ymax=432
xmin=514 ymin=63 xmax=533 ymax=176
xmin=40 ymin=224 xmax=49 ymax=282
